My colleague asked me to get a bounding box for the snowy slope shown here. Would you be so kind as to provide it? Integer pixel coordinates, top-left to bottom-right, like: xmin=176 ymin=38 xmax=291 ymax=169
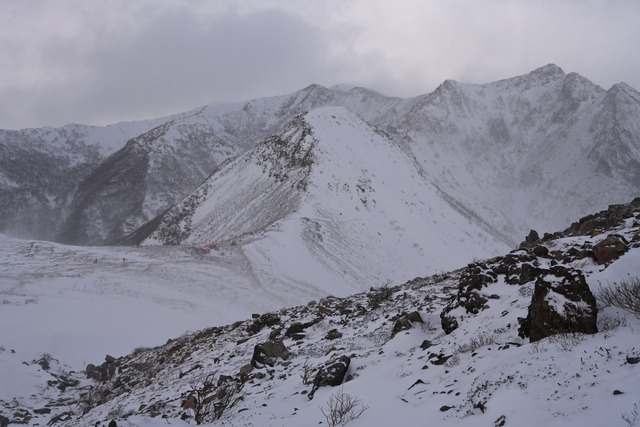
xmin=379 ymin=64 xmax=640 ymax=245
xmin=56 ymin=86 xmax=400 ymax=245
xmin=3 ymin=200 xmax=640 ymax=426
xmin=143 ymin=107 xmax=508 ymax=295
xmin=0 ymin=120 xmax=162 ymax=241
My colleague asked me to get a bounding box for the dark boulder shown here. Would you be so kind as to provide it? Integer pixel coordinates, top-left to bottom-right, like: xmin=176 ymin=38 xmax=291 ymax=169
xmin=391 ymin=311 xmax=423 ymax=337
xmin=518 ymin=266 xmax=597 ymax=342
xmin=519 ymin=229 xmax=540 ymax=248
xmin=248 ymin=313 xmax=281 ymax=335
xmin=308 ymin=355 xmax=350 ymax=400
xmin=251 ymin=340 xmax=290 ymax=368
xmin=284 ymin=318 xmax=322 ymax=340
xmin=325 ymin=329 xmax=343 ymax=340
xmin=592 ymin=234 xmax=628 ymax=265
xmin=533 ymin=245 xmax=549 ymax=258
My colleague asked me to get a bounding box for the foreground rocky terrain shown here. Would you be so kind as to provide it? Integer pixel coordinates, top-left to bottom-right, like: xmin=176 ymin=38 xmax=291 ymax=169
xmin=2 ymin=199 xmax=639 ymax=426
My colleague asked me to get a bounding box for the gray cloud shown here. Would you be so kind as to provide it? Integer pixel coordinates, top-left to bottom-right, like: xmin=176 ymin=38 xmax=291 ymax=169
xmin=0 ymin=0 xmax=638 ymax=129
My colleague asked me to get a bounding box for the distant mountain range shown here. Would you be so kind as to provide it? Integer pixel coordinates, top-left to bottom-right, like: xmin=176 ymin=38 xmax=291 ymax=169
xmin=2 ymin=64 xmax=640 ymax=280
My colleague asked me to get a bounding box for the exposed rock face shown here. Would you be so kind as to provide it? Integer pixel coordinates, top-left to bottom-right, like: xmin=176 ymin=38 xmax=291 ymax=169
xmin=440 ymin=263 xmax=496 ymax=333
xmin=308 ymin=355 xmax=351 ymax=400
xmin=250 ymin=340 xmax=290 ymax=368
xmin=391 ymin=311 xmax=424 ymax=337
xmin=592 ymin=234 xmax=629 ymax=265
xmin=85 ymin=355 xmax=118 ymax=381
xmin=520 ymin=229 xmax=540 ymax=248
xmin=518 ymin=266 xmax=597 ymax=342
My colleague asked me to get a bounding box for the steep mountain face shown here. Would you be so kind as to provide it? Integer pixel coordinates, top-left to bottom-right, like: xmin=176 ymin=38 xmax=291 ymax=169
xmin=3 ymin=64 xmax=640 ymax=251
xmin=379 ymin=64 xmax=640 ymax=244
xmin=0 ymin=121 xmax=158 ymax=240
xmin=57 ymin=86 xmax=399 ymax=245
xmin=141 ymin=107 xmax=508 ymax=293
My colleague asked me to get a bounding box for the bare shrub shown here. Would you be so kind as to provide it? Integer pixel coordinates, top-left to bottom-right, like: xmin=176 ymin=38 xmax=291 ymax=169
xmin=444 ymin=354 xmax=460 ymax=368
xmin=185 ymin=374 xmax=244 ymax=424
xmin=320 ymin=387 xmax=368 ymax=427
xmin=598 ymin=313 xmax=628 ymax=337
xmin=622 ymin=402 xmax=640 ymax=426
xmin=528 ymin=341 xmax=547 ymax=354
xmin=301 ymin=358 xmax=316 ymax=385
xmin=368 ymin=281 xmax=394 ymax=309
xmin=548 ymin=332 xmax=586 ymax=352
xmin=454 ymin=334 xmax=495 ymax=354
xmin=598 ymin=278 xmax=640 ymax=317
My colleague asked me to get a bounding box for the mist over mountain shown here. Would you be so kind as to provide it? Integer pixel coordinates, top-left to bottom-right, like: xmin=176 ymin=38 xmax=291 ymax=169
xmin=1 ymin=64 xmax=640 ymax=275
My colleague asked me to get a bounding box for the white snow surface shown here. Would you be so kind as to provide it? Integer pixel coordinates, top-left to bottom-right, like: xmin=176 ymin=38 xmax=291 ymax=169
xmin=0 ymin=235 xmax=303 ymax=367
xmin=144 ymin=107 xmax=508 ymax=297
xmin=3 ymin=211 xmax=640 ymax=426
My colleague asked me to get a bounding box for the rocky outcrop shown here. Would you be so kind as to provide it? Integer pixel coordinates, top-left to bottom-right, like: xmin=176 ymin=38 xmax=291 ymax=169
xmin=440 ymin=262 xmax=497 ymax=333
xmin=518 ymin=266 xmax=597 ymax=342
xmin=251 ymin=340 xmax=290 ymax=368
xmin=308 ymin=355 xmax=351 ymax=400
xmin=592 ymin=234 xmax=628 ymax=265
xmin=85 ymin=355 xmax=118 ymax=381
xmin=391 ymin=311 xmax=424 ymax=337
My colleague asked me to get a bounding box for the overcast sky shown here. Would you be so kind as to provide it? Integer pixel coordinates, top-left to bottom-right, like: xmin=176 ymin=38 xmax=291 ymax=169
xmin=1 ymin=0 xmax=638 ymax=130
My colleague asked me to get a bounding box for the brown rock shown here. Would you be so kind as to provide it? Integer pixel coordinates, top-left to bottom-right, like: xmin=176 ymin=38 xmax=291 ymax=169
xmin=518 ymin=266 xmax=597 ymax=342
xmin=593 ymin=235 xmax=628 ymax=265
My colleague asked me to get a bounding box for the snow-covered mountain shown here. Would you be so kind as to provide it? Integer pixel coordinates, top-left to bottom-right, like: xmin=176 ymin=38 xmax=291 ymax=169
xmin=3 ymin=64 xmax=639 ymax=251
xmin=380 ymin=64 xmax=640 ymax=245
xmin=56 ymin=86 xmax=399 ymax=245
xmin=0 ymin=120 xmax=161 ymax=241
xmin=139 ymin=107 xmax=507 ymax=292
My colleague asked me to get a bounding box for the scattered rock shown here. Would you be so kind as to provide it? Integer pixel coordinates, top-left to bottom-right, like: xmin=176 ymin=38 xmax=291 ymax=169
xmin=285 ymin=318 xmax=322 ymax=340
xmin=248 ymin=313 xmax=281 ymax=335
xmin=495 ymin=414 xmax=507 ymax=426
xmin=408 ymin=379 xmax=425 ymax=390
xmin=592 ymin=235 xmax=628 ymax=265
xmin=239 ymin=364 xmax=254 ymax=376
xmin=440 ymin=405 xmax=453 ymax=412
xmin=430 ymin=354 xmax=453 ymax=366
xmin=613 ymin=390 xmax=624 ymax=395
xmin=420 ymin=340 xmax=433 ymax=350
xmin=391 ymin=311 xmax=423 ymax=337
xmin=626 ymin=356 xmax=640 ymax=365
xmin=519 ymin=263 xmax=543 ymax=285
xmin=325 ymin=329 xmax=343 ymax=340
xmin=519 ymin=229 xmax=540 ymax=248
xmin=308 ymin=355 xmax=350 ymax=399
xmin=518 ymin=266 xmax=597 ymax=342
xmin=251 ymin=340 xmax=290 ymax=368
xmin=533 ymin=246 xmax=549 ymax=257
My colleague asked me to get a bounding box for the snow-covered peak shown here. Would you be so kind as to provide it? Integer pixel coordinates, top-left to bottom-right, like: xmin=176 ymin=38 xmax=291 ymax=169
xmin=141 ymin=106 xmax=507 ymax=295
xmin=329 ymin=83 xmax=357 ymax=92
xmin=531 ymin=62 xmax=565 ymax=77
